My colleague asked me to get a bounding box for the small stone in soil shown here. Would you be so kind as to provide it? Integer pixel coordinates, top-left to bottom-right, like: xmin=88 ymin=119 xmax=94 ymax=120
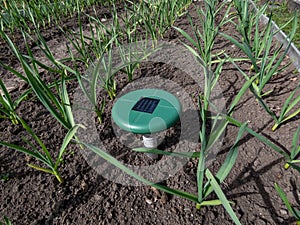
xmin=279 ymin=209 xmax=288 ymax=215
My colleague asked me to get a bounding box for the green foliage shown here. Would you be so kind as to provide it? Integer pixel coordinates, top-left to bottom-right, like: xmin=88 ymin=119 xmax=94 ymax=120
xmin=0 ymin=0 xmax=299 ymax=223
xmin=266 ymin=0 xmax=300 ymax=49
xmin=0 ymin=0 xmax=107 ymax=32
xmin=80 ymin=122 xmax=247 ymax=225
xmin=131 ymin=0 xmax=192 ymax=41
xmin=222 ymin=0 xmax=299 ymax=131
xmin=275 ymin=183 xmax=300 ymax=222
xmin=284 ymin=125 xmax=300 ymax=170
xmin=222 ymin=0 xmax=297 ymax=98
xmin=0 ymin=119 xmax=82 ymax=183
xmin=0 ymin=174 xmax=10 ymax=182
xmin=1 ymin=30 xmax=75 ymax=129
xmin=0 ymin=216 xmax=12 ymax=225
xmin=272 ymin=84 xmax=300 ymax=131
xmin=0 ymin=27 xmax=81 ymax=182
xmin=0 ymin=78 xmax=20 ymax=125
xmin=225 ymin=114 xmax=300 ymax=172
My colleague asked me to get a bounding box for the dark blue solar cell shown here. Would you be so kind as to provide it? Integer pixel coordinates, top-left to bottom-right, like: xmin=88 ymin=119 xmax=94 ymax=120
xmin=132 ymin=97 xmax=160 ymax=114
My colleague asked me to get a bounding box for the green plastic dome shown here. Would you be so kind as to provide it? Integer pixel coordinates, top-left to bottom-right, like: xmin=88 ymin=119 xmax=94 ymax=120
xmin=112 ymin=89 xmax=181 ymax=134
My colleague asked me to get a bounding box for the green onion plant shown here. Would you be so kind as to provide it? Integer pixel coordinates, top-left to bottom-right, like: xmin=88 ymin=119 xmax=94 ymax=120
xmin=227 ymin=54 xmax=300 ymax=131
xmin=174 ymin=0 xmax=233 ymax=93
xmin=271 ymin=84 xmax=300 ymax=131
xmin=221 ymin=0 xmax=299 ymax=131
xmin=83 ymin=14 xmax=117 ymax=60
xmin=63 ymin=2 xmax=123 ymax=67
xmin=0 ymin=116 xmax=81 ymax=183
xmin=116 ymin=7 xmax=142 ymax=82
xmin=173 ymin=1 xmax=247 ymax=223
xmin=130 ymin=0 xmax=191 ymax=41
xmin=1 ymin=30 xmax=75 ymax=129
xmin=62 ymin=12 xmax=93 ymax=67
xmin=75 ymin=36 xmax=122 ymax=123
xmin=0 ymin=0 xmax=107 ymax=33
xmin=93 ymin=45 xmax=117 ymax=101
xmin=0 ymin=0 xmax=28 ymax=33
xmin=117 ymin=43 xmax=143 ymax=82
xmin=221 ymin=0 xmax=297 ymax=98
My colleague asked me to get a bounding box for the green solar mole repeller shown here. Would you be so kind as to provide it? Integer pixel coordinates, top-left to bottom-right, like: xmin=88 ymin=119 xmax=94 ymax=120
xmin=112 ymin=89 xmax=182 ymax=159
xmin=112 ymin=89 xmax=181 ymax=134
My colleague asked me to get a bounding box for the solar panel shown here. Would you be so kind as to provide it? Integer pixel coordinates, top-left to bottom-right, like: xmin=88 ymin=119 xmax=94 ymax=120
xmin=132 ymin=97 xmax=160 ymax=114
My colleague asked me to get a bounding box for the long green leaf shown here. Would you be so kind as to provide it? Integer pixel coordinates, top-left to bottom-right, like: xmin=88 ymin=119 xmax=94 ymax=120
xmin=27 ymin=164 xmax=54 ymax=174
xmin=0 ymin=216 xmax=12 ymax=225
xmin=280 ymin=109 xmax=300 ymax=125
xmin=206 ymin=118 xmax=228 ymax=152
xmin=204 ymin=122 xmax=248 ymax=197
xmin=54 ymin=124 xmax=83 ymax=169
xmin=291 ymin=126 xmax=300 ymax=160
xmin=275 ymin=183 xmax=300 ymax=219
xmin=21 ymin=136 xmax=51 ymax=164
xmin=0 ymin=61 xmax=28 ymax=82
xmin=219 ymin=32 xmax=258 ymax=72
xmin=0 ymin=79 xmax=14 ymax=109
xmin=289 ymin=163 xmax=300 ymax=172
xmin=279 ymin=85 xmax=300 ymax=120
xmin=79 ymin=141 xmax=198 ymax=202
xmin=228 ymin=72 xmax=259 ymax=115
xmin=263 ymin=14 xmax=298 ymax=90
xmin=3 ymin=30 xmax=71 ymax=129
xmin=225 ymin=115 xmax=289 ymax=159
xmin=61 ymin=74 xmax=75 ymax=127
xmin=196 ymin=199 xmax=223 ymax=208
xmin=197 ymin=99 xmax=207 ymax=203
xmin=250 ymin=85 xmax=278 ymax=122
xmin=173 ymin=26 xmax=198 ymax=49
xmin=206 ymin=169 xmax=241 ymax=225
xmin=17 ymin=116 xmax=54 ymax=163
xmin=0 ymin=141 xmax=53 ymax=168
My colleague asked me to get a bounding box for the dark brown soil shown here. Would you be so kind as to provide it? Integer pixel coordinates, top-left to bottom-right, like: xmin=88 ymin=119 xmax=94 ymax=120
xmin=1 ymin=2 xmax=300 ymax=225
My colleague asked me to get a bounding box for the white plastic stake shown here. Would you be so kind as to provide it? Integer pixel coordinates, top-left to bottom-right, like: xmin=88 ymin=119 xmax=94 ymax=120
xmin=142 ymin=134 xmax=158 ymax=159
